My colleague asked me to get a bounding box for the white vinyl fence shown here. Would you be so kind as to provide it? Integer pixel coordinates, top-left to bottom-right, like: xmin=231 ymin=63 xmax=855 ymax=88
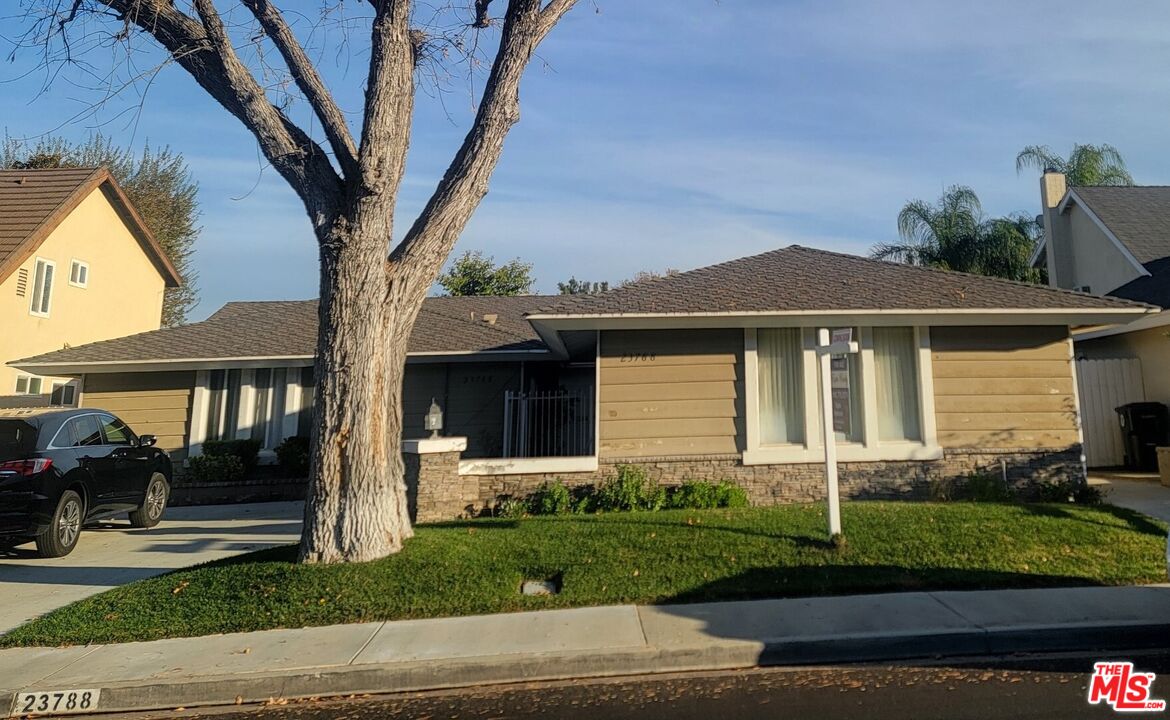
xmin=1076 ymin=357 xmax=1144 ymax=467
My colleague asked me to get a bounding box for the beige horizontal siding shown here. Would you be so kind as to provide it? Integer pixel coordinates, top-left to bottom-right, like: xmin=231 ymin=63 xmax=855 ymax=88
xmin=599 ymin=329 xmax=744 ymax=459
xmin=81 ymin=371 xmax=194 ymax=456
xmin=931 ymin=327 xmax=1077 ymax=449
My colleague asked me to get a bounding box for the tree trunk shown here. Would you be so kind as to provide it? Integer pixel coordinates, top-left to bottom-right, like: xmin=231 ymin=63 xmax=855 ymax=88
xmin=299 ymin=222 xmax=415 ymax=564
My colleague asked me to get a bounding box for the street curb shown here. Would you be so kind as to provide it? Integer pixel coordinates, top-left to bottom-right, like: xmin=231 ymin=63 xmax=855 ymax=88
xmin=6 ymin=622 xmax=1169 ymax=717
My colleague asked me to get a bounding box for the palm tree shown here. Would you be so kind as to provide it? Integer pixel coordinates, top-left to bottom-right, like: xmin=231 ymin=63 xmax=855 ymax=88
xmin=979 ymin=213 xmax=1045 ymax=283
xmin=872 ymin=185 xmax=985 ymax=272
xmin=872 ymin=186 xmax=1044 ymax=283
xmin=1016 ymin=143 xmax=1133 ymax=186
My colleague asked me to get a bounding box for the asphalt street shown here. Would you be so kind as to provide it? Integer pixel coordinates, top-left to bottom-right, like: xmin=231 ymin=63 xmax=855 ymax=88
xmin=119 ymin=651 xmax=1170 ymax=720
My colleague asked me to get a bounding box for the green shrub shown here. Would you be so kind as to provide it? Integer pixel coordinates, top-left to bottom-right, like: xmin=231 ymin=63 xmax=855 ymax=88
xmin=494 ymin=496 xmax=530 ymax=519
xmin=186 ymin=453 xmax=245 ymax=484
xmin=275 ymin=436 xmax=311 ymax=478
xmin=201 ymin=439 xmax=262 ymax=474
xmin=715 ymin=480 xmax=750 ymax=508
xmin=596 ymin=465 xmax=665 ymax=512
xmin=569 ymin=485 xmax=598 ymax=514
xmin=1035 ymin=479 xmax=1104 ymax=505
xmin=666 ymin=480 xmax=749 ymax=509
xmin=530 ymin=480 xmax=572 ymax=515
xmin=931 ymin=472 xmax=1013 ymax=502
xmin=960 ymin=471 xmax=1014 ymax=502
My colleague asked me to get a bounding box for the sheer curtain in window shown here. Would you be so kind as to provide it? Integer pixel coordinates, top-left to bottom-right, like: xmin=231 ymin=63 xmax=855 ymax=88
xmin=873 ymin=327 xmax=921 ymax=442
xmin=758 ymin=328 xmax=805 ymax=445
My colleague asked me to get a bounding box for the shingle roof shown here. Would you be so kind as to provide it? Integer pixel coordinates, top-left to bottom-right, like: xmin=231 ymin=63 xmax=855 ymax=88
xmin=531 ymin=245 xmax=1150 ymax=316
xmin=1071 ymin=186 xmax=1170 ymax=265
xmin=0 ymin=167 xmax=181 ymax=286
xmin=13 ymin=295 xmax=553 ymax=366
xmin=1111 ymin=258 xmax=1170 ymax=308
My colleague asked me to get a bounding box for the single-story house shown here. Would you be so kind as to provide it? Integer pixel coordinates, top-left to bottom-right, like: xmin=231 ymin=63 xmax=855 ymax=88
xmin=10 ymin=245 xmax=1153 ymax=519
xmin=1032 ymin=171 xmax=1170 ymax=467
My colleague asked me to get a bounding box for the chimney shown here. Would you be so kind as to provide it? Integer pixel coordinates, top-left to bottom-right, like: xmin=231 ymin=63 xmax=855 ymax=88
xmin=1039 ymin=170 xmax=1070 ymax=288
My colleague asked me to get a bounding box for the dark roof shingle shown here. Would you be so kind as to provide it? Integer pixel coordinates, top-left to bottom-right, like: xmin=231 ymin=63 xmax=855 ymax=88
xmin=14 ymin=296 xmax=553 ymax=366
xmin=1071 ymin=186 xmax=1170 ymax=265
xmin=0 ymin=166 xmax=181 ymax=286
xmin=531 ymin=245 xmax=1148 ymax=316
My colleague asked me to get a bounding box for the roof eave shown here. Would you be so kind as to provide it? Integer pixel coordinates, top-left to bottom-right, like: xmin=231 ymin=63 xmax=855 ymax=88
xmin=527 ymin=307 xmax=1156 ymax=333
xmin=8 ymin=347 xmax=555 ymax=375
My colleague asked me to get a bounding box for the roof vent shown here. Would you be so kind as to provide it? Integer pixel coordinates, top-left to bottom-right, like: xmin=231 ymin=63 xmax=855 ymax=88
xmin=16 ymin=176 xmax=26 ymax=185
xmin=483 ymin=313 xmax=498 ymax=325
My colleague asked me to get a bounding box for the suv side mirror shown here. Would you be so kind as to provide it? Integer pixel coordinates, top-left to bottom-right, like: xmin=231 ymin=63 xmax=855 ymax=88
xmin=138 ymin=434 xmax=157 ymax=448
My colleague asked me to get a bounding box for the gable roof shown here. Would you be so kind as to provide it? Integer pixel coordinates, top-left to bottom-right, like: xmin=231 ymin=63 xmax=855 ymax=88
xmin=10 ymin=295 xmax=553 ymax=371
xmin=1066 ymin=186 xmax=1170 ymax=265
xmin=530 ymin=245 xmax=1151 ymax=318
xmin=0 ymin=167 xmax=181 ymax=287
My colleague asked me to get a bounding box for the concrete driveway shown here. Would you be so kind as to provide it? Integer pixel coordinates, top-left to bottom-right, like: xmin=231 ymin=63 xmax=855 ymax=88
xmin=1091 ymin=476 xmax=1170 ymax=523
xmin=0 ymin=502 xmax=302 ymax=634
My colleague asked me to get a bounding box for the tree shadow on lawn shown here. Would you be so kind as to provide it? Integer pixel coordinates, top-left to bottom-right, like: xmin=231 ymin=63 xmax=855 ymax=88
xmin=660 ymin=564 xmax=1107 ymax=608
xmin=1019 ymin=503 xmax=1168 ymax=536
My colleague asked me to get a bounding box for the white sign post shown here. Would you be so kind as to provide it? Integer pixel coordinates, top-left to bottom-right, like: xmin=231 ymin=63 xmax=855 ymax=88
xmin=816 ymin=328 xmax=859 ymax=539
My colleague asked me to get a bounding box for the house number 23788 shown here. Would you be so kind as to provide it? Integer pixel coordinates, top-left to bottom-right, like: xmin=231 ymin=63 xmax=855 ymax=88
xmin=619 ymin=353 xmax=657 ymax=363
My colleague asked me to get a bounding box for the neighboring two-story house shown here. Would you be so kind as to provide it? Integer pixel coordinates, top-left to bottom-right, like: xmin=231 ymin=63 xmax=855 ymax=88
xmin=0 ymin=167 xmax=182 ymax=405
xmin=1033 ymin=170 xmax=1170 ymax=466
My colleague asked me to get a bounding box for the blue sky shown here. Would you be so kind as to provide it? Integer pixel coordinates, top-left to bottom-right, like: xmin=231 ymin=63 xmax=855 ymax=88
xmin=3 ymin=0 xmax=1169 ymax=320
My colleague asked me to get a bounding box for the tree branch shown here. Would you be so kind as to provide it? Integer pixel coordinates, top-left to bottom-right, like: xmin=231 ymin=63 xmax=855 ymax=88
xmin=388 ymin=0 xmax=578 ymax=300
xmin=537 ymin=0 xmax=576 ymax=41
xmin=240 ymin=0 xmax=360 ymax=180
xmin=87 ymin=0 xmax=345 ymax=232
xmin=347 ymin=0 xmax=415 ymax=243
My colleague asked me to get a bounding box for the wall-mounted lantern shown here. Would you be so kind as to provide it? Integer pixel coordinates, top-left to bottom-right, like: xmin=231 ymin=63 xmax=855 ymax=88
xmin=425 ymin=398 xmax=444 ymax=438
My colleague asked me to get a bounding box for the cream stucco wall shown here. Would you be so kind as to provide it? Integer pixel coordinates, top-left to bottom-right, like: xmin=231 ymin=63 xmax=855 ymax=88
xmin=0 ymin=185 xmax=166 ymax=395
xmin=1077 ymin=323 xmax=1170 ymax=408
xmin=1057 ymin=203 xmax=1144 ymax=295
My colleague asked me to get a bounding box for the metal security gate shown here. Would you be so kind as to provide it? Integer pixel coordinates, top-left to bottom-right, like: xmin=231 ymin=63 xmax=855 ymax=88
xmin=502 ymin=389 xmax=595 ymax=458
xmin=1076 ymin=357 xmax=1144 ymax=467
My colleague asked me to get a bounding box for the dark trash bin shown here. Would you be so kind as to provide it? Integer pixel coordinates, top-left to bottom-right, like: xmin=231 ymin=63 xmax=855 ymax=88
xmin=1116 ymin=401 xmax=1170 ymax=471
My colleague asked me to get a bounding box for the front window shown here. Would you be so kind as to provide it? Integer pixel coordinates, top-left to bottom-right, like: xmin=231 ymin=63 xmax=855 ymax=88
xmin=873 ymin=327 xmax=922 ymax=442
xmin=746 ymin=326 xmax=936 ymax=463
xmin=29 ymin=258 xmax=54 ymax=316
xmin=757 ymin=328 xmax=805 ymax=445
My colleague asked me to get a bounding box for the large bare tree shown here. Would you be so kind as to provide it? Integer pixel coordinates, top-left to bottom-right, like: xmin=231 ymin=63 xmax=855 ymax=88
xmin=19 ymin=0 xmax=578 ymax=563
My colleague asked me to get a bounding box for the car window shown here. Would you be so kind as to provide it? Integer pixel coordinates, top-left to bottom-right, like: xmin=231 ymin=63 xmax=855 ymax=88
xmin=68 ymin=415 xmax=104 ymax=447
xmin=99 ymin=415 xmax=136 ymax=446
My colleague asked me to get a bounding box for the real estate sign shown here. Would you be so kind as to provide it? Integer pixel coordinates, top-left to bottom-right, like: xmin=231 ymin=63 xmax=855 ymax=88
xmin=829 ymin=328 xmax=852 ymax=436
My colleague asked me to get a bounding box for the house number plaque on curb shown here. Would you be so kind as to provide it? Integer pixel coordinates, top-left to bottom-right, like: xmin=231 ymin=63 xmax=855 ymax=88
xmin=11 ymin=688 xmax=100 ymax=716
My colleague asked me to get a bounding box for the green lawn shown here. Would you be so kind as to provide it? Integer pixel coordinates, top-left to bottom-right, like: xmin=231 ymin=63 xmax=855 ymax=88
xmin=4 ymin=502 xmax=1166 ymax=647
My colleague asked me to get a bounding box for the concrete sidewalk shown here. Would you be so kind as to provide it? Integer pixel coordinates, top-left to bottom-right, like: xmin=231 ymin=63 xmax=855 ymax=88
xmin=2 ymin=585 xmax=1169 ymax=717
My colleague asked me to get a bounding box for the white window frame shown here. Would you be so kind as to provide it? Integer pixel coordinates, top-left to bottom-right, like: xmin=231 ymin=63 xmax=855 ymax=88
xmin=29 ymin=257 xmax=55 ymax=317
xmin=50 ymin=382 xmax=77 ymax=406
xmin=743 ymin=326 xmax=941 ymax=465
xmin=69 ymin=259 xmax=90 ymax=288
xmin=14 ymin=375 xmax=43 ymax=395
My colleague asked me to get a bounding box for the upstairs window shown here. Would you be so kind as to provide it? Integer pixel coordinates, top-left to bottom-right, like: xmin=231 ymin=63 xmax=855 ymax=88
xmin=29 ymin=258 xmax=55 ymax=316
xmin=15 ymin=375 xmax=43 ymax=395
xmin=69 ymin=260 xmax=89 ymax=288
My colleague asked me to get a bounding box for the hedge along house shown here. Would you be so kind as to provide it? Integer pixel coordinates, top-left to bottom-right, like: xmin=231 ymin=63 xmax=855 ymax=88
xmin=9 ymin=246 xmax=1154 ymax=521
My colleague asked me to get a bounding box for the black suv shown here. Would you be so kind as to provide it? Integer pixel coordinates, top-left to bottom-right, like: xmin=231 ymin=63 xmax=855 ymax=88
xmin=0 ymin=408 xmax=172 ymax=557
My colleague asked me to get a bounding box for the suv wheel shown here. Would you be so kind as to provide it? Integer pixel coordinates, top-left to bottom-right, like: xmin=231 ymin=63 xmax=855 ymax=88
xmin=36 ymin=490 xmax=83 ymax=558
xmin=129 ymin=473 xmax=169 ymax=529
